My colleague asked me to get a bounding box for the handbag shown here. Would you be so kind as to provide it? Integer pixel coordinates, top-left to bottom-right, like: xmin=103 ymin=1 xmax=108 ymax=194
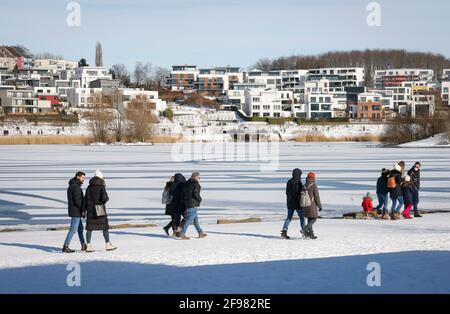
xmin=95 ymin=203 xmax=106 ymax=217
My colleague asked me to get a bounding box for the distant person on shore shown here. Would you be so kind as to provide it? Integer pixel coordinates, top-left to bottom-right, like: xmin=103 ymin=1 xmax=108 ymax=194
xmin=179 ymin=172 xmax=207 ymax=240
xmin=301 ymin=172 xmax=322 ymax=240
xmin=388 ymin=163 xmax=404 ymax=220
xmin=62 ymin=171 xmax=87 ymax=253
xmin=281 ymin=168 xmax=304 ymax=239
xmin=374 ymin=168 xmax=390 ymax=215
xmin=408 ymin=162 xmax=423 ymax=218
xmin=401 ymin=175 xmax=415 ymax=219
xmin=83 ymin=170 xmax=116 ymax=252
xmin=163 ymin=174 xmax=187 ymax=237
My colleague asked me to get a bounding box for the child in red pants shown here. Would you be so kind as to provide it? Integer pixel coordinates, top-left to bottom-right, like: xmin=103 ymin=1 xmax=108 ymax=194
xmin=402 ymin=176 xmax=415 ymax=219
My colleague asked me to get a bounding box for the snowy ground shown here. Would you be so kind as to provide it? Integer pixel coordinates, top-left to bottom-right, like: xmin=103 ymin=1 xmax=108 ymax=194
xmin=399 ymin=133 xmax=450 ymax=148
xmin=0 ymin=143 xmax=449 ymax=231
xmin=0 ymin=214 xmax=449 ymax=293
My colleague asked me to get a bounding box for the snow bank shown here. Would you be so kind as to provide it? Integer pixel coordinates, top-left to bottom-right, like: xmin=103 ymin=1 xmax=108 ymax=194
xmin=399 ymin=133 xmax=450 ymax=148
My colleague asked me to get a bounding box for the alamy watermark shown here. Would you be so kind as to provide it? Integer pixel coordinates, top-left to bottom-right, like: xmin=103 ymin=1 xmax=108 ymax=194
xmin=366 ymin=262 xmax=381 ymax=287
xmin=66 ymin=262 xmax=81 ymax=287
xmin=367 ymin=2 xmax=381 ymax=27
xmin=66 ymin=2 xmax=81 ymax=27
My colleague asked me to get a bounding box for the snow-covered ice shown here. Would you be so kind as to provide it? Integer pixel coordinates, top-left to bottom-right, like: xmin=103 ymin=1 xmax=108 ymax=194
xmin=0 ymin=142 xmax=449 ymax=293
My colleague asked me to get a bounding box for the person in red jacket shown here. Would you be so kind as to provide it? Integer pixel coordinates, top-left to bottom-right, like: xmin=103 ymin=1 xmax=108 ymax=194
xmin=362 ymin=192 xmax=374 ymax=212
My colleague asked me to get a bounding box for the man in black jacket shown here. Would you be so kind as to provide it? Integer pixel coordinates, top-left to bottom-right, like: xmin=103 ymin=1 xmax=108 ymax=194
xmin=179 ymin=172 xmax=207 ymax=240
xmin=408 ymin=162 xmax=422 ymax=217
xmin=375 ymin=168 xmax=390 ymax=214
xmin=62 ymin=171 xmax=87 ymax=253
xmin=281 ymin=168 xmax=304 ymax=239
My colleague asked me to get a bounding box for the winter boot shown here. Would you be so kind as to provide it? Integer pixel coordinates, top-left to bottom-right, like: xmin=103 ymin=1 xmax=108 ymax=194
xmin=309 ymin=231 xmax=318 ymax=240
xmin=199 ymin=232 xmax=207 ymax=239
xmin=300 ymin=229 xmax=307 ymax=239
xmin=390 ymin=212 xmax=398 ymax=220
xmin=85 ymin=243 xmax=95 ymax=253
xmin=178 ymin=235 xmax=190 ymax=240
xmin=81 ymin=243 xmax=87 ymax=251
xmin=382 ymin=212 xmax=390 ymax=219
xmin=281 ymin=230 xmax=290 ymax=239
xmin=163 ymin=226 xmax=170 ymax=236
xmin=106 ymin=242 xmax=117 ymax=251
xmin=302 ymin=228 xmax=310 ymax=239
xmin=174 ymin=231 xmax=180 ymax=238
xmin=414 ymin=212 xmax=423 ymax=218
xmin=62 ymin=245 xmax=75 ymax=253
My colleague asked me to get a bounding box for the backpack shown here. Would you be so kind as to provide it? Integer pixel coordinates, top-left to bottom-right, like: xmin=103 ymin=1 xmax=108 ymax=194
xmin=300 ymin=184 xmax=315 ymax=208
xmin=161 ymin=189 xmax=173 ymax=205
xmin=387 ymin=175 xmax=397 ymax=189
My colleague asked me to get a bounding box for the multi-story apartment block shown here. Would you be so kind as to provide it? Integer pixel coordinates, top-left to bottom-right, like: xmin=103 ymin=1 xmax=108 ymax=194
xmin=306 ymin=93 xmax=335 ymax=119
xmin=167 ymin=65 xmax=199 ymax=91
xmin=243 ymin=88 xmax=283 ymax=117
xmin=112 ymin=88 xmax=167 ymax=114
xmin=195 ymin=67 xmax=243 ymax=97
xmin=350 ymin=92 xmax=384 ymax=120
xmin=67 ymin=87 xmax=103 ymax=108
xmin=224 ymin=83 xmax=266 ymax=109
xmin=33 ymin=59 xmax=78 ymax=74
xmin=73 ymin=66 xmax=112 ymax=88
xmin=246 ymin=70 xmax=282 ymax=90
xmin=374 ymin=69 xmax=434 ymax=89
xmin=442 ymin=81 xmax=450 ymax=107
xmin=34 ymin=86 xmax=60 ymax=108
xmin=307 ymin=67 xmax=365 ymax=92
xmin=281 ymin=70 xmax=308 ymax=93
xmin=0 ymin=88 xmax=51 ymax=113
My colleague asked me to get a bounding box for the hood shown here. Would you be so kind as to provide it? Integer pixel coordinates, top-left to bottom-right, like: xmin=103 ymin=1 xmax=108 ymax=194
xmin=89 ymin=176 xmax=105 ymax=186
xmin=292 ymin=168 xmax=302 ymax=179
xmin=69 ymin=177 xmax=81 ymax=186
xmin=174 ymin=173 xmax=186 ymax=183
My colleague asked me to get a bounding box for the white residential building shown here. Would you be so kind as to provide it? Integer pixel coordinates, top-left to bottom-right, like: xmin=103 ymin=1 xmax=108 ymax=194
xmin=306 ymin=93 xmax=336 ymax=119
xmin=307 ymin=67 xmax=365 ymax=92
xmin=374 ymin=69 xmax=434 ymax=89
xmin=442 ymin=81 xmax=450 ymax=107
xmin=243 ymin=88 xmax=283 ymax=118
xmin=0 ymin=88 xmax=51 ymax=113
xmin=443 ymin=69 xmax=450 ymax=81
xmin=195 ymin=67 xmax=243 ymax=97
xmin=224 ymin=83 xmax=266 ymax=109
xmin=67 ymin=87 xmax=103 ymax=108
xmin=246 ymin=70 xmax=282 ymax=90
xmin=113 ymin=88 xmax=167 ymax=114
xmin=33 ymin=59 xmax=78 ymax=73
xmin=281 ymin=70 xmax=308 ymax=93
xmin=73 ymin=66 xmax=112 ymax=88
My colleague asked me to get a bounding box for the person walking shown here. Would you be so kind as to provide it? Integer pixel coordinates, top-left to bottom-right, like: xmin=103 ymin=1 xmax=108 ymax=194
xmin=83 ymin=170 xmax=116 ymax=252
xmin=374 ymin=168 xmax=390 ymax=216
xmin=179 ymin=172 xmax=207 ymax=240
xmin=388 ymin=163 xmax=404 ymax=220
xmin=401 ymin=175 xmax=415 ymax=219
xmin=62 ymin=171 xmax=87 ymax=253
xmin=408 ymin=162 xmax=423 ymax=218
xmin=301 ymin=172 xmax=322 ymax=240
xmin=162 ymin=176 xmax=175 ymax=235
xmin=281 ymin=168 xmax=305 ymax=239
xmin=163 ymin=173 xmax=186 ymax=236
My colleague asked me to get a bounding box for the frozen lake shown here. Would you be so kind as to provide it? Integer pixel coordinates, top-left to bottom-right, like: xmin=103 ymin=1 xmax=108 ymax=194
xmin=0 ymin=142 xmax=449 ymax=230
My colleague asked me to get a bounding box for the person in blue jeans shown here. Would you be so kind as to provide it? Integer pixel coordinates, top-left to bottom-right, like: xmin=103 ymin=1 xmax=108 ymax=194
xmin=179 ymin=172 xmax=207 ymax=240
xmin=63 ymin=171 xmax=87 ymax=253
xmin=281 ymin=168 xmax=304 ymax=239
xmin=388 ymin=163 xmax=404 ymax=220
xmin=374 ymin=168 xmax=390 ymax=214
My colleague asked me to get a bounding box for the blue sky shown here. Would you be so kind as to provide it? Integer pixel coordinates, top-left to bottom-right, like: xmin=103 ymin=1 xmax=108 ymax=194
xmin=1 ymin=0 xmax=449 ymax=70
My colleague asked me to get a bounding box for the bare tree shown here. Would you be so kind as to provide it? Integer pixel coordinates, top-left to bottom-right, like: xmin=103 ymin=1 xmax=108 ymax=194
xmin=125 ymin=96 xmax=159 ymax=142
xmin=152 ymin=66 xmax=170 ymax=88
xmin=110 ymin=63 xmax=131 ymax=86
xmin=134 ymin=61 xmax=152 ymax=88
xmin=87 ymin=93 xmax=113 ymax=143
xmin=95 ymin=41 xmax=103 ymax=67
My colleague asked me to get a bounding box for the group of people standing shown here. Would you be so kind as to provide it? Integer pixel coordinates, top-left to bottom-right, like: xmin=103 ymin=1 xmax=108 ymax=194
xmin=363 ymin=161 xmax=422 ymax=220
xmin=162 ymin=172 xmax=207 ymax=240
xmin=62 ymin=170 xmax=116 ymax=253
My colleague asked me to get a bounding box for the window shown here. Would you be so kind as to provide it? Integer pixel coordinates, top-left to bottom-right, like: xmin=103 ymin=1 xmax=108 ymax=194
xmin=373 ymin=105 xmax=381 ymax=111
xmin=310 ymin=97 xmax=316 ymax=102
xmin=325 ymin=97 xmax=331 ymax=103
xmin=311 ymin=104 xmax=320 ymax=111
xmin=444 ymin=87 xmax=449 ymax=93
xmin=252 ymin=97 xmax=260 ymax=102
xmin=263 ymin=112 xmax=270 ymax=117
xmin=321 ymin=104 xmax=331 ymax=111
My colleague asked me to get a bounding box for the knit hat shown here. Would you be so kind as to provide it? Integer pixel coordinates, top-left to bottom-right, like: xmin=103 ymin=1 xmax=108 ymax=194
xmin=307 ymin=172 xmax=316 ymax=179
xmin=405 ymin=175 xmax=411 ymax=182
xmin=95 ymin=169 xmax=104 ymax=179
xmin=393 ymin=163 xmax=402 ymax=172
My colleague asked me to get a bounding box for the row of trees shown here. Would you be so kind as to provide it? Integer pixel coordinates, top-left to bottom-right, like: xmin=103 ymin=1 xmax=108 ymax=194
xmin=110 ymin=62 xmax=169 ymax=90
xmin=86 ymin=93 xmax=159 ymax=143
xmin=252 ymin=49 xmax=450 ymax=86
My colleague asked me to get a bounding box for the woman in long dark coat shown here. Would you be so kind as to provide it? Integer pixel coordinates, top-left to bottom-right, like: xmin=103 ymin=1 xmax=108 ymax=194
xmin=301 ymin=172 xmax=322 ymax=239
xmin=163 ymin=173 xmax=186 ymax=236
xmin=83 ymin=170 xmax=116 ymax=252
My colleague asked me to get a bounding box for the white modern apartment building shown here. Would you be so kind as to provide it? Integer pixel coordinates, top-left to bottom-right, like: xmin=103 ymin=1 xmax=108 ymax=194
xmin=367 ymin=89 xmax=394 ymax=110
xmin=281 ymin=70 xmax=308 ymax=93
xmin=306 ymin=93 xmax=336 ymax=119
xmin=243 ymin=88 xmax=283 ymax=117
xmin=246 ymin=70 xmax=282 ymax=90
xmin=73 ymin=66 xmax=112 ymax=88
xmin=307 ymin=67 xmax=365 ymax=92
xmin=113 ymin=88 xmax=167 ymax=114
xmin=443 ymin=69 xmax=450 ymax=81
xmin=442 ymin=81 xmax=450 ymax=107
xmin=224 ymin=83 xmax=266 ymax=109
xmin=33 ymin=59 xmax=78 ymax=73
xmin=374 ymin=69 xmax=434 ymax=89
xmin=67 ymin=87 xmax=103 ymax=108
xmin=167 ymin=65 xmax=199 ymax=91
